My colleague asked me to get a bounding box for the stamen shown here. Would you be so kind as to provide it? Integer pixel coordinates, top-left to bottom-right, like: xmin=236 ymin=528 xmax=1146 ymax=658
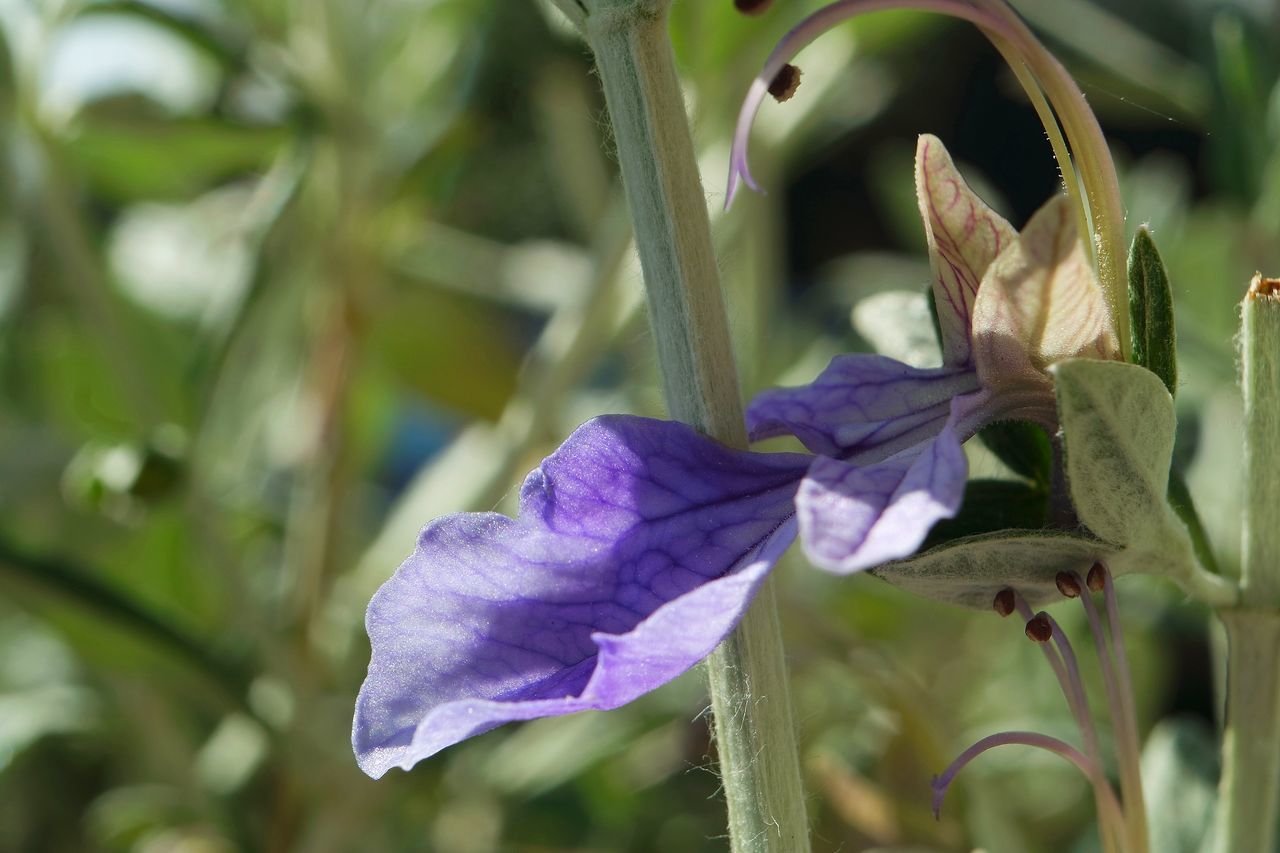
xmin=1072 ymin=571 xmax=1124 ymax=724
xmin=1087 ymin=561 xmax=1106 ymax=592
xmin=1025 ymin=613 xmax=1053 ymax=643
xmin=768 ymin=64 xmax=803 ymax=103
xmin=726 ymin=0 xmax=1056 ymax=207
xmin=931 ymin=731 xmax=1124 ymax=830
xmin=1040 ymin=610 xmax=1098 ymax=749
xmin=1056 ymin=571 xmax=1082 ymax=598
xmin=1100 ymin=565 xmax=1149 ymax=853
xmin=992 ymin=587 xmax=1016 ymax=617
xmin=1012 ymin=594 xmax=1122 ymax=853
xmin=1013 ymin=594 xmax=1085 ymax=727
xmin=734 ymin=0 xmax=774 ymax=15
xmin=1072 ymin=568 xmax=1142 ymax=851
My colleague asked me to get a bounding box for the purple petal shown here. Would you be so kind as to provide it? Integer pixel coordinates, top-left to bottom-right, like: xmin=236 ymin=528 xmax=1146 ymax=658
xmin=352 ymin=416 xmax=809 ymax=778
xmin=794 ymin=398 xmax=970 ymax=574
xmin=747 ymin=353 xmax=980 ymax=460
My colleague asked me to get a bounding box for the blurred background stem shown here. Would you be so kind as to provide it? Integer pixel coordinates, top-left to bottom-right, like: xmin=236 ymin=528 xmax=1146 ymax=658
xmin=28 ymin=123 xmax=162 ymax=429
xmin=0 ymin=534 xmax=256 ymax=711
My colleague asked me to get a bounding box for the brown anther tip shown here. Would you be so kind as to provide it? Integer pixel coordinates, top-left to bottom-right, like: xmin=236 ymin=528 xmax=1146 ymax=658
xmin=1249 ymin=272 xmax=1280 ymax=299
xmin=1025 ymin=614 xmax=1053 ymax=643
xmin=1055 ymin=572 xmax=1081 ymax=599
xmin=992 ymin=588 xmax=1016 ymax=617
xmin=1087 ymin=562 xmax=1107 ymax=592
xmin=768 ymin=64 xmax=802 ymax=103
xmin=734 ymin=0 xmax=774 ymax=15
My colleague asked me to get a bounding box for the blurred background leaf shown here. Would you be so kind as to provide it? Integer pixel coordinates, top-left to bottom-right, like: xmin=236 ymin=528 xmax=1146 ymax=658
xmin=0 ymin=0 xmax=1273 ymax=850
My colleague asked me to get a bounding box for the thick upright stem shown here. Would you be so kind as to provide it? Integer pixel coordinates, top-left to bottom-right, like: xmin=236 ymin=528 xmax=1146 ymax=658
xmin=1212 ymin=612 xmax=1280 ymax=853
xmin=1237 ymin=276 xmax=1280 ymax=608
xmin=1213 ymin=275 xmax=1280 ymax=853
xmin=581 ymin=2 xmax=810 ymax=850
xmin=586 ymin=1 xmax=749 ymax=442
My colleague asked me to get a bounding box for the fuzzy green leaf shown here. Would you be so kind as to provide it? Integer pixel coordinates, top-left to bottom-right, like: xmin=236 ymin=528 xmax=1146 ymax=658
xmin=873 ymin=529 xmax=1112 ymax=610
xmin=1127 ymin=229 xmax=1178 ymax=396
xmin=1053 ymin=359 xmax=1176 ymax=546
xmin=1052 ymin=359 xmax=1234 ymax=603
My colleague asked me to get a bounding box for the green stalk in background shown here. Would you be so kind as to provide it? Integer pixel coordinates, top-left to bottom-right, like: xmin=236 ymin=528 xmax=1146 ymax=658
xmin=1212 ymin=274 xmax=1280 ymax=853
xmin=552 ymin=0 xmax=811 ymax=849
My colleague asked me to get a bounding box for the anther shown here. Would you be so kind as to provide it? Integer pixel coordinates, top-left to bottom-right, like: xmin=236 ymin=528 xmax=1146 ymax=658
xmin=1025 ymin=613 xmax=1054 ymax=643
xmin=993 ymin=588 xmax=1016 ymax=617
xmin=734 ymin=0 xmax=774 ymax=14
xmin=1055 ymin=572 xmax=1081 ymax=598
xmin=768 ymin=63 xmax=802 ymax=103
xmin=1087 ymin=562 xmax=1107 ymax=592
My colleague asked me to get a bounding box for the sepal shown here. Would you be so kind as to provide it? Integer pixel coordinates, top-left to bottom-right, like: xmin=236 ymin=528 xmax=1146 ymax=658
xmin=1052 ymin=359 xmax=1230 ymax=602
xmin=873 ymin=529 xmax=1113 ymax=609
xmin=1052 ymin=358 xmax=1177 ymax=548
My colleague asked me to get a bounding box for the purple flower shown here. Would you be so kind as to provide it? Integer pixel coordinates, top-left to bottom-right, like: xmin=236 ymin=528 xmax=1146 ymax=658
xmin=352 ymin=136 xmax=1119 ymax=778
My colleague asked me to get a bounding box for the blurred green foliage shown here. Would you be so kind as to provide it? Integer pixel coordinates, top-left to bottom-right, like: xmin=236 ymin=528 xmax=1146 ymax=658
xmin=0 ymin=0 xmax=1275 ymax=850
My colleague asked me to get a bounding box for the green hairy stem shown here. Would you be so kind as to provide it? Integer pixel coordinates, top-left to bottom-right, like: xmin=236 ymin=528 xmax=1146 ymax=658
xmin=574 ymin=1 xmax=811 ymax=850
xmin=1212 ymin=276 xmax=1280 ymax=853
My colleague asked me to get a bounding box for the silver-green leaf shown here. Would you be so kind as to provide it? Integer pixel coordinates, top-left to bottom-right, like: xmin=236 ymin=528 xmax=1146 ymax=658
xmin=1053 ymin=359 xmax=1236 ymax=605
xmin=873 ymin=529 xmax=1113 ymax=610
xmin=1053 ymin=358 xmax=1175 ymax=546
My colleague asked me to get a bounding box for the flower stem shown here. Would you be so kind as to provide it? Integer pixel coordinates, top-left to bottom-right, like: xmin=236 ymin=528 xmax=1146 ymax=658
xmin=579 ymin=2 xmax=810 ymax=850
xmin=1212 ymin=275 xmax=1280 ymax=853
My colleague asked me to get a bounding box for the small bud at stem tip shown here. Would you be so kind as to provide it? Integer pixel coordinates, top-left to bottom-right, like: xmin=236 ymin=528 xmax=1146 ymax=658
xmin=993 ymin=588 xmax=1016 ymax=617
xmin=1248 ymin=272 xmax=1280 ymax=299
